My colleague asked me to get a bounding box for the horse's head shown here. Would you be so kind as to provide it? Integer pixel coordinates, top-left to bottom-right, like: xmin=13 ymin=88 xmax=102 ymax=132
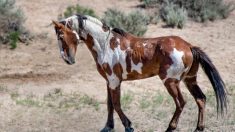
xmin=52 ymin=20 xmax=79 ymax=65
xmin=53 ymin=14 xmax=110 ymax=64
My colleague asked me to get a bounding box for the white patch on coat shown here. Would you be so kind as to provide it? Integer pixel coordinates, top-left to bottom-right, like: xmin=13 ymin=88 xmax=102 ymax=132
xmin=162 ymin=48 xmax=185 ymax=83
xmin=72 ymin=30 xmax=80 ymax=40
xmin=143 ymin=42 xmax=147 ymax=47
xmin=131 ymin=60 xmax=143 ymax=74
xmin=107 ymin=73 xmax=120 ymax=89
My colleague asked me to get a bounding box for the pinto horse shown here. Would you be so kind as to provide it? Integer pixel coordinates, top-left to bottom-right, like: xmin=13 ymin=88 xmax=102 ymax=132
xmin=52 ymin=14 xmax=227 ymax=132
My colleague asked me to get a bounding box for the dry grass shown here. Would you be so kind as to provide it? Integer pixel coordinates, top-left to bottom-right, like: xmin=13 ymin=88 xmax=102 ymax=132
xmin=8 ymin=88 xmax=101 ymax=111
xmin=0 ymin=83 xmax=234 ymax=131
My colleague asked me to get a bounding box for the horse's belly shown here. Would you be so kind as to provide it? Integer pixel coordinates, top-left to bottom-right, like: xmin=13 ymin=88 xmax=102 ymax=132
xmin=124 ymin=62 xmax=160 ymax=80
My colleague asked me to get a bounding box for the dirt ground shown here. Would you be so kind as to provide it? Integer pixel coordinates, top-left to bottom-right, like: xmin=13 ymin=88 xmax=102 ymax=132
xmin=0 ymin=0 xmax=234 ymax=132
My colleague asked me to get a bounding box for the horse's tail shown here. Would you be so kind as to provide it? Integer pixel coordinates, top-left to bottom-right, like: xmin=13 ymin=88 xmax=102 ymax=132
xmin=191 ymin=46 xmax=227 ymax=114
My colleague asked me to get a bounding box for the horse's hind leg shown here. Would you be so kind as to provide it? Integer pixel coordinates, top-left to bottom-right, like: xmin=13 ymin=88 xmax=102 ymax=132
xmin=164 ymin=79 xmax=186 ymax=132
xmin=184 ymin=76 xmax=206 ymax=131
xmin=184 ymin=62 xmax=206 ymax=131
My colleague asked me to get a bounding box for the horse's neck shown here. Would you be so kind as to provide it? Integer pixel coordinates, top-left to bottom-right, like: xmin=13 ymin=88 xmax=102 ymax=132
xmin=83 ymin=20 xmax=111 ymax=53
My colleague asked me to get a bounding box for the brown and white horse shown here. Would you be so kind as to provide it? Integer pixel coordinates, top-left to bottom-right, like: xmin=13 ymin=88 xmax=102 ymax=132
xmin=52 ymin=14 xmax=227 ymax=132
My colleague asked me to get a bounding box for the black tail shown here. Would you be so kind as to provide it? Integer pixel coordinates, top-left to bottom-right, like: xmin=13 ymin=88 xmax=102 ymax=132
xmin=191 ymin=47 xmax=227 ymax=114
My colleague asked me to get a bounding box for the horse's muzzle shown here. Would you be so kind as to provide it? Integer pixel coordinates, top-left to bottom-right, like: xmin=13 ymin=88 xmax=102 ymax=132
xmin=61 ymin=51 xmax=75 ymax=65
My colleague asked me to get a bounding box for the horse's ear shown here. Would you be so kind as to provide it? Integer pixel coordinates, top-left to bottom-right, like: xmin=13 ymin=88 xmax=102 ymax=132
xmin=52 ymin=20 xmax=62 ymax=29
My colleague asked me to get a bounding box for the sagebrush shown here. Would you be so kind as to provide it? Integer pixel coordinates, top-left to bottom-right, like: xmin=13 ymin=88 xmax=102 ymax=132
xmin=160 ymin=1 xmax=187 ymax=28
xmin=179 ymin=0 xmax=235 ymax=22
xmin=103 ymin=9 xmax=149 ymax=36
xmin=59 ymin=4 xmax=97 ymax=19
xmin=140 ymin=0 xmax=162 ymax=8
xmin=0 ymin=0 xmax=29 ymax=49
xmin=141 ymin=0 xmax=234 ymax=22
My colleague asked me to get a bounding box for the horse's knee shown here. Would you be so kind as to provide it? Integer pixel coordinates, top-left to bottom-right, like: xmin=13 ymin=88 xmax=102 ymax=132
xmin=112 ymin=103 xmax=122 ymax=112
xmin=176 ymin=99 xmax=185 ymax=112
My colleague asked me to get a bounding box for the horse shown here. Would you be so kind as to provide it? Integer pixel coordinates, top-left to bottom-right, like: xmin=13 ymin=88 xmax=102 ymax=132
xmin=52 ymin=14 xmax=227 ymax=132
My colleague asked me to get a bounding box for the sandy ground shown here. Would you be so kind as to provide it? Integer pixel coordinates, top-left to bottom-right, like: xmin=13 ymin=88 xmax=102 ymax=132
xmin=0 ymin=0 xmax=235 ymax=131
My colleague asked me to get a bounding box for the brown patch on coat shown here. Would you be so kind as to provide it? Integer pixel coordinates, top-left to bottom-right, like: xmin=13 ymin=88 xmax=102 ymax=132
xmin=111 ymin=33 xmax=130 ymax=51
xmin=143 ymin=42 xmax=158 ymax=61
xmin=102 ymin=63 xmax=112 ymax=76
xmin=84 ymin=34 xmax=99 ymax=61
xmin=110 ymin=37 xmax=119 ymax=50
xmin=113 ymin=63 xmax=122 ymax=80
xmin=96 ymin=63 xmax=107 ymax=80
xmin=131 ymin=42 xmax=144 ymax=65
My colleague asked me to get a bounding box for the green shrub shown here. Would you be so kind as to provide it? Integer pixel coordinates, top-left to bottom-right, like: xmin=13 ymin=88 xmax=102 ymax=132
xmin=9 ymin=31 xmax=19 ymax=49
xmin=160 ymin=1 xmax=187 ymax=28
xmin=59 ymin=4 xmax=97 ymax=19
xmin=140 ymin=0 xmax=162 ymax=8
xmin=103 ymin=9 xmax=149 ymax=36
xmin=141 ymin=0 xmax=234 ymax=23
xmin=163 ymin=0 xmax=234 ymax=22
xmin=0 ymin=0 xmax=29 ymax=48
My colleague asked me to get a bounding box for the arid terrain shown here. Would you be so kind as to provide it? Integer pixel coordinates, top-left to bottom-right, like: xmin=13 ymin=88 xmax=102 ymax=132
xmin=0 ymin=0 xmax=234 ymax=131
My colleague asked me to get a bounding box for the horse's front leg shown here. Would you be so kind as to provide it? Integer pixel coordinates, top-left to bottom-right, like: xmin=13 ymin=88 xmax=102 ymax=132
xmin=101 ymin=85 xmax=114 ymax=132
xmin=109 ymin=84 xmax=134 ymax=132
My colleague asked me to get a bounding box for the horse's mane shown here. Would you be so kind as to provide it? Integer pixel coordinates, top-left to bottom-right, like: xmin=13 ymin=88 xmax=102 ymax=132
xmin=78 ymin=15 xmax=128 ymax=37
xmin=85 ymin=15 xmax=103 ymax=27
xmin=61 ymin=15 xmax=127 ymax=37
xmin=112 ymin=28 xmax=127 ymax=36
xmin=59 ymin=15 xmax=79 ymax=30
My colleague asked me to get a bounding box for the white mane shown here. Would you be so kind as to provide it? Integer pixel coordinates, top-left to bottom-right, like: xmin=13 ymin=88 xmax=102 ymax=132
xmin=61 ymin=15 xmax=79 ymax=31
xmin=61 ymin=15 xmax=104 ymax=33
xmin=85 ymin=15 xmax=103 ymax=27
xmin=61 ymin=15 xmax=110 ymax=52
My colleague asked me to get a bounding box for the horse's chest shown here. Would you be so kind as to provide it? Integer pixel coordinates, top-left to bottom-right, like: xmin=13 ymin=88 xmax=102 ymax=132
xmin=93 ymin=46 xmax=125 ymax=88
xmin=95 ymin=44 xmax=156 ymax=89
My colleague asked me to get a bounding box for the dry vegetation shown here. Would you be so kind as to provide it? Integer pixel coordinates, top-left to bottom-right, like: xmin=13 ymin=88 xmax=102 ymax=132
xmin=0 ymin=0 xmax=235 ymax=131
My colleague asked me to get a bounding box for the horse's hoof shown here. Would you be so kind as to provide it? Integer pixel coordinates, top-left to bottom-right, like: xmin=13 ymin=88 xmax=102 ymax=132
xmin=165 ymin=127 xmax=175 ymax=132
xmin=194 ymin=127 xmax=204 ymax=132
xmin=100 ymin=126 xmax=114 ymax=132
xmin=125 ymin=127 xmax=134 ymax=132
